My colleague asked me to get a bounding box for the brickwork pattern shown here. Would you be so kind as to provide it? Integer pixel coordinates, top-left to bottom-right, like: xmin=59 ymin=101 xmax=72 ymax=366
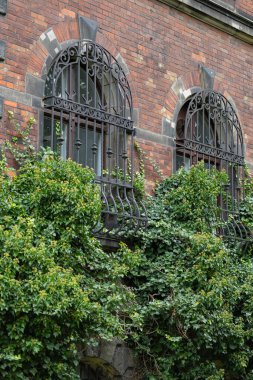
xmin=1 ymin=0 xmax=253 ymax=375
xmin=1 ymin=0 xmax=253 ymax=181
xmin=237 ymin=0 xmax=253 ymax=16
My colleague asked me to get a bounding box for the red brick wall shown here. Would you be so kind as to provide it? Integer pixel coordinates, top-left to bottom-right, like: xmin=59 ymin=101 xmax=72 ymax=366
xmin=1 ymin=0 xmax=253 ymax=189
xmin=237 ymin=0 xmax=253 ymax=16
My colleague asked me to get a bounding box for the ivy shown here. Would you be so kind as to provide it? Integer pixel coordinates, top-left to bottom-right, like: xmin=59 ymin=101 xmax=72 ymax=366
xmin=5 ymin=110 xmax=36 ymax=166
xmin=134 ymin=140 xmax=165 ymax=182
xmin=128 ymin=163 xmax=253 ymax=380
xmin=0 ymin=156 xmax=139 ymax=379
xmin=3 ymin=110 xmax=253 ymax=379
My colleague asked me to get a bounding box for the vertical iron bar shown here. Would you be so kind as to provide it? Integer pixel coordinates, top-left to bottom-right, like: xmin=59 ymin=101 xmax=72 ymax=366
xmin=208 ymin=93 xmax=211 ymax=170
xmin=196 ymin=109 xmax=199 ymax=164
xmin=130 ymin=128 xmax=134 ymax=185
xmin=93 ymin=59 xmax=97 ymax=172
xmin=50 ymin=107 xmax=54 ymax=151
xmin=76 ymin=53 xmax=81 ymax=163
xmin=85 ymin=45 xmax=89 ymax=166
xmin=101 ymin=51 xmax=104 ymax=179
xmin=108 ymin=52 xmax=112 ymax=179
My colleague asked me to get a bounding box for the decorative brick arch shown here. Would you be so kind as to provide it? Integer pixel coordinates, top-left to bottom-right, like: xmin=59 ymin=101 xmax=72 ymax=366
xmin=26 ymin=17 xmax=79 ymax=78
xmin=25 ymin=13 xmax=139 ymax=116
xmin=27 ymin=25 xmax=120 ymax=78
xmin=162 ymin=65 xmax=244 ymax=140
xmin=161 ymin=65 xmax=245 ymax=172
xmin=21 ymin=11 xmax=140 ymax=157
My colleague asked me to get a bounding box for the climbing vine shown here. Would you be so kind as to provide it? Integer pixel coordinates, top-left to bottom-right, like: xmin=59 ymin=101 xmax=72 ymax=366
xmin=128 ymin=163 xmax=253 ymax=380
xmin=0 ymin=112 xmax=139 ymax=379
xmin=3 ymin=111 xmax=253 ymax=380
xmin=134 ymin=140 xmax=165 ymax=181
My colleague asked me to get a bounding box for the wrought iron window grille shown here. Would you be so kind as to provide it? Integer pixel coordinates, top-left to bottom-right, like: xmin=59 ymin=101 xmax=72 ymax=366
xmin=175 ymin=89 xmax=252 ymax=247
xmin=43 ymin=40 xmax=147 ymax=240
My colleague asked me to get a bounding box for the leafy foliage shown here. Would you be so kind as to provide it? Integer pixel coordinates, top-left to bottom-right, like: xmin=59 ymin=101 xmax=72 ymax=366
xmin=3 ymin=111 xmax=253 ymax=379
xmin=239 ymin=169 xmax=253 ymax=232
xmin=5 ymin=110 xmax=36 ymax=166
xmin=0 ymin=156 xmax=138 ymax=379
xmin=128 ymin=163 xmax=253 ymax=380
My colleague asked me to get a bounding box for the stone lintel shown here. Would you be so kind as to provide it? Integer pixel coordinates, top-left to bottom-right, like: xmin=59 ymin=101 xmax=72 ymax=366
xmin=136 ymin=127 xmax=175 ymax=147
xmin=0 ymin=86 xmax=42 ymax=109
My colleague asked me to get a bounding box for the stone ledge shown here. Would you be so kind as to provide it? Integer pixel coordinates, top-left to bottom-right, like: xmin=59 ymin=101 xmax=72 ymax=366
xmin=157 ymin=0 xmax=253 ymax=44
xmin=136 ymin=127 xmax=175 ymax=147
xmin=0 ymin=86 xmax=42 ymax=109
xmin=26 ymin=74 xmax=45 ymax=99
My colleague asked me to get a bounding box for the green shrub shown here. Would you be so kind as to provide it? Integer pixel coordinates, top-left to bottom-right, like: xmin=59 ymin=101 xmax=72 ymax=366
xmin=0 ymin=156 xmax=138 ymax=379
xmin=129 ymin=163 xmax=253 ymax=380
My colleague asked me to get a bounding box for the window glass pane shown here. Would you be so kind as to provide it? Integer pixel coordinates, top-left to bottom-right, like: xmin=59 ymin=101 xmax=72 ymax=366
xmin=74 ymin=127 xmax=102 ymax=176
xmin=192 ymin=112 xmax=214 ymax=145
xmin=176 ymin=154 xmax=191 ymax=171
xmin=204 ymin=161 xmax=215 ymax=170
xmin=80 ymin=66 xmax=101 ymax=107
xmin=56 ymin=68 xmax=69 ymax=99
xmin=43 ymin=116 xmax=67 ymax=158
xmin=60 ymin=124 xmax=67 ymax=160
xmin=43 ymin=116 xmax=52 ymax=149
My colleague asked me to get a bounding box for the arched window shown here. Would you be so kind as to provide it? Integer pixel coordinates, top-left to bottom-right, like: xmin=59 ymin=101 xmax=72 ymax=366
xmin=175 ymin=89 xmax=251 ymax=243
xmin=43 ymin=41 xmax=146 ymax=240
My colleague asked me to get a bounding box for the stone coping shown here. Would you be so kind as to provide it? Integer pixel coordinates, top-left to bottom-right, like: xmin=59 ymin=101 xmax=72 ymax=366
xmin=157 ymin=0 xmax=253 ymax=44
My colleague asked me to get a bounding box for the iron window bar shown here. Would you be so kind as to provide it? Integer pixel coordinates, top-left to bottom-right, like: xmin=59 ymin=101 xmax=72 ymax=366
xmin=176 ymin=89 xmax=252 ymax=246
xmin=43 ymin=40 xmax=147 ymax=241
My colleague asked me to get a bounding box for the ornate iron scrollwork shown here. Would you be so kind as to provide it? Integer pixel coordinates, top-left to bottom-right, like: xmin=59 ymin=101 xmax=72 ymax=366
xmin=176 ymin=89 xmax=252 ymax=245
xmin=43 ymin=40 xmax=147 ymax=241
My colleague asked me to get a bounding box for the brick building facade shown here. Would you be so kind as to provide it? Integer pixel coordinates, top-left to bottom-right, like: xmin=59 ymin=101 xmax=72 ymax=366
xmin=1 ymin=0 xmax=253 ymax=378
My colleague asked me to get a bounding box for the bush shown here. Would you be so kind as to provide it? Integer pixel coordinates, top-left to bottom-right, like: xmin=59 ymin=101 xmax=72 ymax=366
xmin=129 ymin=163 xmax=253 ymax=380
xmin=0 ymin=156 xmax=138 ymax=379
